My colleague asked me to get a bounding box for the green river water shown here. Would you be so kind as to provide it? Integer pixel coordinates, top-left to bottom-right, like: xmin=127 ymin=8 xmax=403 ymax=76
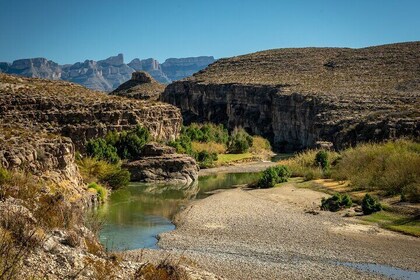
xmin=98 ymin=172 xmax=261 ymax=251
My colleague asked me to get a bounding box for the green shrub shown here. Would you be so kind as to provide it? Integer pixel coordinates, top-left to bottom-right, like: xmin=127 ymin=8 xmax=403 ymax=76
xmin=183 ymin=123 xmax=229 ymax=144
xmin=100 ymin=168 xmax=131 ymax=189
xmin=315 ymin=150 xmax=329 ymax=170
xmin=257 ymin=165 xmax=291 ymax=188
xmin=195 ymin=150 xmax=218 ymax=168
xmin=362 ymin=194 xmax=382 ymax=215
xmin=113 ymin=126 xmax=150 ymax=160
xmin=168 ymin=134 xmax=193 ymax=155
xmin=321 ymin=193 xmax=353 ymax=212
xmin=86 ymin=125 xmax=150 ymax=162
xmin=228 ymin=128 xmax=253 ymax=154
xmin=87 ymin=182 xmax=108 ymax=202
xmin=86 ymin=138 xmax=120 ymax=164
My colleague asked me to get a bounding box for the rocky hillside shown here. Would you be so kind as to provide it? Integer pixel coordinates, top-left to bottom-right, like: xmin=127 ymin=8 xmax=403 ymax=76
xmin=0 ymin=73 xmax=182 ymax=150
xmin=110 ymin=71 xmax=165 ymax=101
xmin=0 ymin=54 xmax=215 ymax=91
xmin=161 ymin=42 xmax=420 ymax=151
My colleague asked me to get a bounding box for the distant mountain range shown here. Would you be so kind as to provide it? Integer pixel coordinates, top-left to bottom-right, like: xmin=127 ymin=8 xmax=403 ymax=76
xmin=0 ymin=54 xmax=215 ymax=91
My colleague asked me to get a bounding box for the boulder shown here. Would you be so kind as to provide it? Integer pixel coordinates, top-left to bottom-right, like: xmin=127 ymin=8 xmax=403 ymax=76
xmin=123 ymin=143 xmax=198 ymax=185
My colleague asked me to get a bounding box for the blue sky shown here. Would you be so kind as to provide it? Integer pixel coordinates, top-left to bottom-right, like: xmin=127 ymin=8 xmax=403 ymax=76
xmin=0 ymin=0 xmax=419 ymax=64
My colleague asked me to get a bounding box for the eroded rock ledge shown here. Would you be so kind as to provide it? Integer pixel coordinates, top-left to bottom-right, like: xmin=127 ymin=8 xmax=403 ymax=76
xmin=123 ymin=142 xmax=198 ymax=185
xmin=0 ymin=73 xmax=182 ymax=150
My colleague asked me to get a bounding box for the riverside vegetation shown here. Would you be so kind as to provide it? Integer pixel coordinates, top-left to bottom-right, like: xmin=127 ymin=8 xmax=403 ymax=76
xmin=168 ymin=123 xmax=272 ymax=168
xmin=272 ymin=139 xmax=419 ymax=236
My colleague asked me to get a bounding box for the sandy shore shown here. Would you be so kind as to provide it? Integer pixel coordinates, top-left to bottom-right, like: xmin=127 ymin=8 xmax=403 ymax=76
xmin=126 ymin=184 xmax=420 ymax=279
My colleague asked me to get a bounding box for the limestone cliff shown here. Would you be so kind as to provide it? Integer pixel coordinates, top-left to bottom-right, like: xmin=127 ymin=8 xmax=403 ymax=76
xmin=161 ymin=42 xmax=420 ymax=151
xmin=0 ymin=73 xmax=182 ymax=150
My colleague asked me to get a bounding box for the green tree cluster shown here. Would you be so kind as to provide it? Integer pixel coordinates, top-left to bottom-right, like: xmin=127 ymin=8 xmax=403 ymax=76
xmin=86 ymin=125 xmax=150 ymax=162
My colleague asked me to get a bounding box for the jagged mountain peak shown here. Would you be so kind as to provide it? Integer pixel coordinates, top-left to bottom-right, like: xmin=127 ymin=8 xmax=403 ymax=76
xmin=0 ymin=54 xmax=215 ymax=91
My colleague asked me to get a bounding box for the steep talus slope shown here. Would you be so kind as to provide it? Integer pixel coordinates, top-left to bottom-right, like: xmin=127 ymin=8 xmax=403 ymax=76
xmin=162 ymin=42 xmax=420 ymax=151
xmin=0 ymin=73 xmax=182 ymax=149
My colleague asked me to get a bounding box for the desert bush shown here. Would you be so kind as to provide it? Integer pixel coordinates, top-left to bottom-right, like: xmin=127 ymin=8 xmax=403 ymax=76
xmin=87 ymin=183 xmax=108 ymax=202
xmin=401 ymin=183 xmax=420 ymax=203
xmin=228 ymin=127 xmax=253 ymax=154
xmin=134 ymin=259 xmax=188 ymax=280
xmin=86 ymin=139 xmax=120 ymax=164
xmin=77 ymin=157 xmax=130 ymax=189
xmin=361 ymin=194 xmax=382 ymax=215
xmin=257 ymin=165 xmax=291 ymax=188
xmin=321 ymin=193 xmax=353 ymax=212
xmin=332 ymin=139 xmax=420 ymax=196
xmin=249 ymin=136 xmax=272 ymax=154
xmin=315 ymin=150 xmax=329 ymax=170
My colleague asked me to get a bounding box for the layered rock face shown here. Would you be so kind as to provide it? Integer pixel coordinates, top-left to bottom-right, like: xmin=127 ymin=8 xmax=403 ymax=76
xmin=161 ymin=56 xmax=216 ymax=81
xmin=162 ymin=42 xmax=420 ymax=151
xmin=1 ymin=54 xmax=215 ymax=91
xmin=0 ymin=127 xmax=85 ymax=196
xmin=110 ymin=71 xmax=166 ymax=101
xmin=123 ymin=142 xmax=198 ymax=185
xmin=0 ymin=73 xmax=182 ymax=150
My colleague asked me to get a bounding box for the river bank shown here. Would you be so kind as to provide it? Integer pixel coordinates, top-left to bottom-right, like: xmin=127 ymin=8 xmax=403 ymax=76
xmin=198 ymin=161 xmax=278 ymax=176
xmin=125 ymin=184 xmax=420 ymax=279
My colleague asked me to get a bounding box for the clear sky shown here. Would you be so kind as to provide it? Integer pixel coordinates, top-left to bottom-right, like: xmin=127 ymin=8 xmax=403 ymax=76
xmin=0 ymin=0 xmax=419 ymax=64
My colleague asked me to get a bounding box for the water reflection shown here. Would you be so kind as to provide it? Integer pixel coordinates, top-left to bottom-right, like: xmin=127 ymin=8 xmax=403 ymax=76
xmin=99 ymin=172 xmax=261 ymax=251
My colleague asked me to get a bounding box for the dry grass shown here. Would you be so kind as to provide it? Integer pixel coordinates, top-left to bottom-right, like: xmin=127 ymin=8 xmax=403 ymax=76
xmin=332 ymin=139 xmax=420 ymax=200
xmin=280 ymin=149 xmax=340 ymax=180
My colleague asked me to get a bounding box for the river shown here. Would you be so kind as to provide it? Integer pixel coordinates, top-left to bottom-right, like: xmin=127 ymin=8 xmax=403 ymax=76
xmin=98 ymin=172 xmax=261 ymax=251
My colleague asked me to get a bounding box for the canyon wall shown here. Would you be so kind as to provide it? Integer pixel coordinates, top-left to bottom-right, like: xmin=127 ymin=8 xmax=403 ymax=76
xmin=162 ymin=42 xmax=420 ymax=151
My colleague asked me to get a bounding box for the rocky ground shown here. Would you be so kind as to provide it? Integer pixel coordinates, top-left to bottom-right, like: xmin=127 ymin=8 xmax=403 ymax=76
xmin=126 ymin=185 xmax=420 ymax=280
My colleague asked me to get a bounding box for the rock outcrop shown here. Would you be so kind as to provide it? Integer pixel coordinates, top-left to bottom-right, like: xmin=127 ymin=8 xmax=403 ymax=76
xmin=161 ymin=42 xmax=420 ymax=151
xmin=123 ymin=142 xmax=198 ymax=185
xmin=128 ymin=58 xmax=171 ymax=84
xmin=0 ymin=73 xmax=182 ymax=150
xmin=0 ymin=126 xmax=86 ymax=199
xmin=1 ymin=54 xmax=215 ymax=91
xmin=110 ymin=71 xmax=165 ymax=101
